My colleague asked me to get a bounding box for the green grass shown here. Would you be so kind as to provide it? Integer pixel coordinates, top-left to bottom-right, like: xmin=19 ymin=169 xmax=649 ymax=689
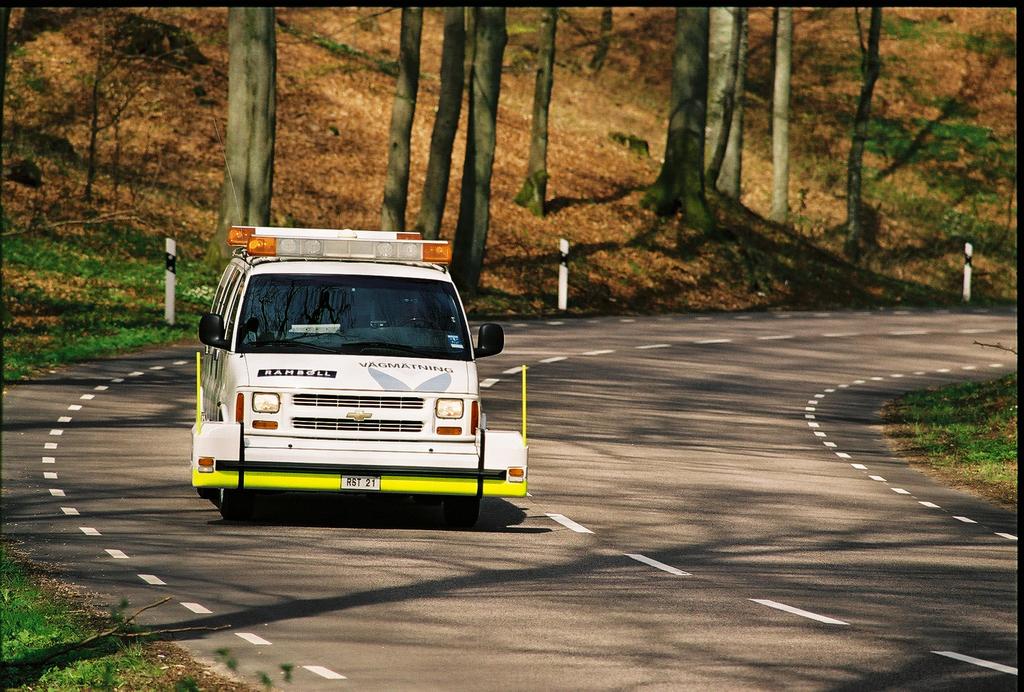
xmin=0 ymin=544 xmax=173 ymax=690
xmin=884 ymin=373 xmax=1017 ymax=507
xmin=2 ymin=222 xmax=219 ymax=382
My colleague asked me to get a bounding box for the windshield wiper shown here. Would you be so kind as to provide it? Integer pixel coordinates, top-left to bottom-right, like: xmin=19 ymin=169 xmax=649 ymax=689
xmin=342 ymin=341 xmax=429 ymax=357
xmin=247 ymin=339 xmax=339 ymax=354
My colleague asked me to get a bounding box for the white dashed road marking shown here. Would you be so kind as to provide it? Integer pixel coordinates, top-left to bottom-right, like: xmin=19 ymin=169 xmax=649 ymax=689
xmin=49 ymin=429 xmax=64 ymax=436
xmin=68 ymin=404 xmax=82 ymax=411
xmin=868 ymin=475 xmax=886 ymax=482
xmin=932 ymin=651 xmax=1017 ymax=676
xmin=149 ymin=365 xmax=164 ymax=370
xmin=80 ymin=394 xmax=95 ymax=400
xmin=304 ymin=666 xmax=347 ymax=680
xmin=235 ymin=632 xmax=272 ymax=646
xmin=953 ymin=516 xmax=976 ymax=524
xmin=957 ymin=328 xmax=997 ymax=334
xmin=105 ymin=549 xmax=129 ymax=559
xmin=851 ymin=464 xmax=868 ymax=470
xmin=582 ymin=349 xmax=615 ymax=356
xmin=546 ymin=513 xmax=594 ymax=534
xmin=636 ymin=344 xmax=670 ymax=349
xmin=546 ymin=321 xmax=564 ymax=326
xmin=890 ymin=330 xmax=929 ymax=336
xmin=625 ymin=553 xmax=690 ymax=576
xmin=835 ymin=452 xmax=851 ymax=459
xmin=61 ymin=507 xmax=79 ymax=515
xmin=891 ymin=488 xmax=911 ymax=495
xmin=139 ymin=574 xmax=166 ymax=585
xmin=749 ymin=599 xmax=849 ymax=625
xmin=94 ymin=385 xmax=109 ymax=391
xmin=757 ymin=335 xmax=794 ymax=340
xmin=111 ymin=378 xmax=124 ymax=383
xmin=174 ymin=360 xmax=188 ymax=365
xmin=79 ymin=527 xmax=100 ymax=536
xmin=181 ymin=602 xmax=212 ymax=614
xmin=129 ymin=371 xmax=144 ymax=376
xmin=480 ymin=378 xmax=500 ymax=388
xmin=918 ymin=501 xmax=940 ymax=509
xmin=49 ymin=489 xmax=65 ymax=497
xmin=823 ymin=333 xmax=858 ymax=338
xmin=995 ymin=533 xmax=1017 ymax=541
xmin=539 ymin=356 xmax=567 ymax=363
xmin=44 ymin=472 xmax=58 ymax=479
xmin=58 ymin=416 xmax=72 ymax=423
xmin=695 ymin=338 xmax=732 ymax=344
xmin=502 ymin=366 xmax=523 ymax=374
xmin=45 ymin=442 xmax=58 ymax=449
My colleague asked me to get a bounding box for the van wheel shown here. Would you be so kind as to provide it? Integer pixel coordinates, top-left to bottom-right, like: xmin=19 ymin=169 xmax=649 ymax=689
xmin=219 ymin=489 xmax=254 ymax=520
xmin=443 ymin=497 xmax=479 ymax=528
xmin=197 ymin=488 xmax=219 ymax=506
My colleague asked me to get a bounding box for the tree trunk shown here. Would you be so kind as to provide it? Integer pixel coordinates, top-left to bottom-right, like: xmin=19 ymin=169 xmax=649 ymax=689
xmin=0 ymin=7 xmax=10 ymax=223
xmin=844 ymin=7 xmax=883 ymax=260
xmin=414 ymin=7 xmax=464 ymax=240
xmin=589 ymin=7 xmax=612 ymax=72
xmin=705 ymin=8 xmax=733 ymax=172
xmin=451 ymin=7 xmax=507 ymax=296
xmin=718 ymin=7 xmax=748 ymax=199
xmin=84 ymin=55 xmax=102 ymax=202
xmin=706 ymin=8 xmax=741 ymax=191
xmin=208 ymin=7 xmax=277 ymax=265
xmin=640 ymin=8 xmax=713 ymax=236
xmin=769 ymin=7 xmax=792 ymax=224
xmin=514 ymin=7 xmax=557 ymax=218
xmin=381 ymin=7 xmax=423 ymax=232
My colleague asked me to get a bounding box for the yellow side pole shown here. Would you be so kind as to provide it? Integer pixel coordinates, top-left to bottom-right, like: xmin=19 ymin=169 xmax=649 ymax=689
xmin=195 ymin=351 xmax=202 ymax=435
xmin=521 ymin=365 xmax=528 ymax=446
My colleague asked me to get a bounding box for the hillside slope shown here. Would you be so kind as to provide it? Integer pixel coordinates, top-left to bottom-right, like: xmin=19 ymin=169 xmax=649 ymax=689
xmin=1 ymin=8 xmax=1017 ymax=377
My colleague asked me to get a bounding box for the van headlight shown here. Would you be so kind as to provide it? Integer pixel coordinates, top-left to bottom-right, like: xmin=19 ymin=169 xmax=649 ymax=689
xmin=252 ymin=392 xmax=281 ymax=413
xmin=435 ymin=398 xmax=464 ymax=419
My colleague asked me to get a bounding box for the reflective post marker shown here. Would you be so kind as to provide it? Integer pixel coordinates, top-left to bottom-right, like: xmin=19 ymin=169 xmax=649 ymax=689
xmin=165 ymin=238 xmax=176 ymax=325
xmin=558 ymin=238 xmax=569 ymax=311
xmin=521 ymin=365 xmax=528 ymax=445
xmin=962 ymin=242 xmax=972 ymax=303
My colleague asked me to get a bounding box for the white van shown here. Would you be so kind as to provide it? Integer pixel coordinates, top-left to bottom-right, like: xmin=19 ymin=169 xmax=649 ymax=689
xmin=190 ymin=226 xmax=527 ymax=527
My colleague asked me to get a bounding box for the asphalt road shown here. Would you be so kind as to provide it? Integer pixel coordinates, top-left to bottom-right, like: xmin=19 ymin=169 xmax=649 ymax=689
xmin=2 ymin=306 xmax=1018 ymax=690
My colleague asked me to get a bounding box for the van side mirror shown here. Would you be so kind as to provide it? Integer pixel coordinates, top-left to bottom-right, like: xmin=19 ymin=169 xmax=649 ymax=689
xmin=199 ymin=313 xmax=231 ymax=350
xmin=475 ymin=323 xmax=504 ymax=358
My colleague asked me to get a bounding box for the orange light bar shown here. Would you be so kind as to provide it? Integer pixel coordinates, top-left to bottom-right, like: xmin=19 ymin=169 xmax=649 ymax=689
xmin=397 ymin=232 xmax=422 ymax=240
xmin=235 ymin=393 xmax=244 ymax=422
xmin=247 ymin=236 xmax=277 ymax=256
xmin=227 ymin=226 xmax=256 ymax=246
xmin=422 ymin=242 xmax=452 ymax=264
xmin=437 ymin=426 xmax=463 ymax=436
xmin=252 ymin=420 xmax=278 ymax=430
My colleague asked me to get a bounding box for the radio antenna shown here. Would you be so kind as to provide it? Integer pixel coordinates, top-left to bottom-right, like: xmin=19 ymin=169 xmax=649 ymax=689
xmin=213 ymin=116 xmax=242 ymax=223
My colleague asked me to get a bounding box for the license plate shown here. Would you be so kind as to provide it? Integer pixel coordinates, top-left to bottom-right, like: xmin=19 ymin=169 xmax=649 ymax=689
xmin=342 ymin=475 xmax=380 ymax=491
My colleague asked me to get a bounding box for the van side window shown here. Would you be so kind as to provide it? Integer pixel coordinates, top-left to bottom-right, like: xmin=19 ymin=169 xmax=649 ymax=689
xmin=212 ymin=265 xmax=241 ymax=315
xmin=222 ymin=272 xmax=247 ymax=350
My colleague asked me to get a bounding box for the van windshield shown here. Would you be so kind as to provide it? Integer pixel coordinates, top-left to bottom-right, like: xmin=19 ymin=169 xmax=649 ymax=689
xmin=236 ymin=274 xmax=472 ymax=361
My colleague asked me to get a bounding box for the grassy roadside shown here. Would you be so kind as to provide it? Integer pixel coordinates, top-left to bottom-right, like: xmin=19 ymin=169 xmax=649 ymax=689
xmin=0 ymin=541 xmax=254 ymax=691
xmin=883 ymin=372 xmax=1018 ymax=510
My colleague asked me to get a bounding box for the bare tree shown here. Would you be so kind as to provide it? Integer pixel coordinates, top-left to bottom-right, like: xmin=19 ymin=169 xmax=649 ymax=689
xmin=718 ymin=7 xmax=748 ymax=199
xmin=769 ymin=7 xmax=792 ymax=224
xmin=451 ymin=7 xmax=507 ymax=296
xmin=514 ymin=7 xmax=557 ymax=218
xmin=844 ymin=7 xmax=882 ymax=260
xmin=706 ymin=7 xmax=741 ymax=192
xmin=208 ymin=8 xmax=277 ymax=265
xmin=1 ymin=7 xmax=11 ymax=223
xmin=414 ymin=7 xmax=464 ymax=240
xmin=381 ymin=8 xmax=423 ymax=232
xmin=640 ymin=8 xmax=713 ymax=234
xmin=589 ymin=7 xmax=612 ymax=72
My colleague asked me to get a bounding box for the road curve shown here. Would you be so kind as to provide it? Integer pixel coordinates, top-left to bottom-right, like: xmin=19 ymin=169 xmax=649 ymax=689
xmin=2 ymin=306 xmax=1017 ymax=690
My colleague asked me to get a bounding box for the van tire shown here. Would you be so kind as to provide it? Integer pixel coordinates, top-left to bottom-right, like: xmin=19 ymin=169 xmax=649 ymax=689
xmin=219 ymin=489 xmax=254 ymax=520
xmin=443 ymin=497 xmax=479 ymax=528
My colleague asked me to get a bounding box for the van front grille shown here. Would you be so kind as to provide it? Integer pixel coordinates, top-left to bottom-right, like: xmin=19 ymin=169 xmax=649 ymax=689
xmin=292 ymin=417 xmax=423 ymax=433
xmin=292 ymin=394 xmax=424 ymax=409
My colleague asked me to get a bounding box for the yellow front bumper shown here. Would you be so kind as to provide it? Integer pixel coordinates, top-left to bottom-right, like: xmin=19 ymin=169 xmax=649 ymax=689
xmin=192 ymin=469 xmax=527 ymax=497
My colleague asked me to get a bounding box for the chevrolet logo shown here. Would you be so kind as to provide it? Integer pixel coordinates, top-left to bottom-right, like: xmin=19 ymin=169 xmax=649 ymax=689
xmin=346 ymin=411 xmax=373 ymax=422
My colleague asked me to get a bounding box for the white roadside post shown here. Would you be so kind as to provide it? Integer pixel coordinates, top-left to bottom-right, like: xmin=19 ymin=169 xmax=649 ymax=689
xmin=165 ymin=238 xmax=176 ymax=325
xmin=558 ymin=238 xmax=569 ymax=311
xmin=962 ymin=242 xmax=972 ymax=303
